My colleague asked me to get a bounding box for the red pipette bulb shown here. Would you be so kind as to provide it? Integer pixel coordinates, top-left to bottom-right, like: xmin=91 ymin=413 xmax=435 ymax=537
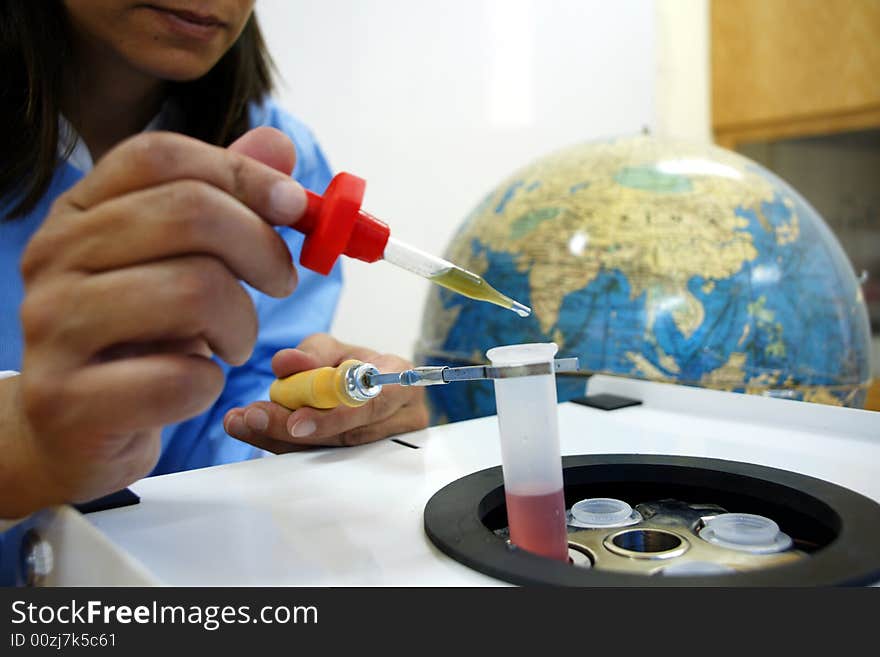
xmin=294 ymin=172 xmax=390 ymax=275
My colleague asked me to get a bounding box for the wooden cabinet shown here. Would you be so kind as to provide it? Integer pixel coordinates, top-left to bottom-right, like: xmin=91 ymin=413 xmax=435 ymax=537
xmin=711 ymin=0 xmax=880 ymax=411
xmin=711 ymin=0 xmax=880 ymax=149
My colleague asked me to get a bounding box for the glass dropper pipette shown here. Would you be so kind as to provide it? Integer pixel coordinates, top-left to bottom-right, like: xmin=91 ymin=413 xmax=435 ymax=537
xmin=383 ymin=237 xmax=531 ymax=317
xmin=292 ymin=172 xmax=531 ymax=318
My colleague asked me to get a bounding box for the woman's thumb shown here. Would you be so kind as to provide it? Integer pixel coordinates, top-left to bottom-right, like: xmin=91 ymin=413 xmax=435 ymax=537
xmin=228 ymin=126 xmax=297 ymax=175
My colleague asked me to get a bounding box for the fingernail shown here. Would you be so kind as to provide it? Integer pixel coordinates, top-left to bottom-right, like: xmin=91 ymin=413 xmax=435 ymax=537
xmin=245 ymin=408 xmax=269 ymax=432
xmin=290 ymin=419 xmax=316 ymax=438
xmin=269 ymin=179 xmax=306 ymax=224
xmin=226 ymin=414 xmax=246 ymax=437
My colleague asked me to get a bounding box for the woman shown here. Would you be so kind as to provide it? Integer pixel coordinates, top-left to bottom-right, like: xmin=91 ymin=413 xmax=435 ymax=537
xmin=0 ymin=1 xmax=428 ymax=520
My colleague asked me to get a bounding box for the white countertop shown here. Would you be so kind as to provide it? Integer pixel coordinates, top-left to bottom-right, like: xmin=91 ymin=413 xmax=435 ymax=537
xmin=84 ymin=375 xmax=880 ymax=586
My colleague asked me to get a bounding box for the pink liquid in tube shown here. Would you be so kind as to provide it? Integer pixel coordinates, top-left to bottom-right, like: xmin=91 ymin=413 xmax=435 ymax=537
xmin=505 ymin=488 xmax=569 ymax=562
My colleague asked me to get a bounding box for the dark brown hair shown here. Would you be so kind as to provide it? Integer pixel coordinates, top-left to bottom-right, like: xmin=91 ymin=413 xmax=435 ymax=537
xmin=0 ymin=2 xmax=274 ymax=219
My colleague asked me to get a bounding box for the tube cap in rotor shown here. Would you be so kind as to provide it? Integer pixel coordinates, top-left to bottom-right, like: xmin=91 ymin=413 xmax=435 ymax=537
xmin=698 ymin=512 xmax=793 ymax=553
xmin=568 ymin=497 xmax=642 ymax=528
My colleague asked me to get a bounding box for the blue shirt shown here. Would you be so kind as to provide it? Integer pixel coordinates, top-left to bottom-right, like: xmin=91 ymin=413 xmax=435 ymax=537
xmin=1 ymin=100 xmax=342 ymax=583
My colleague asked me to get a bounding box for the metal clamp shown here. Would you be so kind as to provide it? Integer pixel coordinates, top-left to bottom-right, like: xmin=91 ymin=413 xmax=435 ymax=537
xmin=364 ymin=357 xmax=580 ymax=388
xmin=482 ymin=357 xmax=579 ymax=380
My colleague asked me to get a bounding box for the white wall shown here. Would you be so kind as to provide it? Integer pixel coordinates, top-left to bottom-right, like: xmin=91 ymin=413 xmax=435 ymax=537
xmin=257 ymin=0 xmax=678 ymax=359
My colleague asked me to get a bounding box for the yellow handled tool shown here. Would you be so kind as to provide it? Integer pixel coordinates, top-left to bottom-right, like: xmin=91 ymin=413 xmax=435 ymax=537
xmin=269 ymin=359 xmax=381 ymax=410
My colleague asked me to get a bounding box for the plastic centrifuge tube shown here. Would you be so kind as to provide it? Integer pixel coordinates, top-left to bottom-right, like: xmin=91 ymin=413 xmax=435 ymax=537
xmin=487 ymin=342 xmax=568 ymax=562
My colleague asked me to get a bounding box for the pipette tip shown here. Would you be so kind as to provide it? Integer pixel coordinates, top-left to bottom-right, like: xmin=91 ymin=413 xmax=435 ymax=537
xmin=510 ymin=301 xmax=531 ymax=318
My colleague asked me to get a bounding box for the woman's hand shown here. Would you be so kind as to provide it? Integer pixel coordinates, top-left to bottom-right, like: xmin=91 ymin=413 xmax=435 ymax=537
xmin=223 ymin=334 xmax=430 ymax=452
xmin=4 ymin=127 xmax=305 ymax=517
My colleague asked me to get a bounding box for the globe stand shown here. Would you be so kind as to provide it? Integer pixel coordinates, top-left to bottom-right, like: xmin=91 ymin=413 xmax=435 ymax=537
xmin=423 ymin=454 xmax=880 ymax=586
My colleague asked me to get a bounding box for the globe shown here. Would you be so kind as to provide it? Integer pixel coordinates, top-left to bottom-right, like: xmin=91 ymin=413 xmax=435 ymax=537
xmin=416 ymin=135 xmax=872 ymax=424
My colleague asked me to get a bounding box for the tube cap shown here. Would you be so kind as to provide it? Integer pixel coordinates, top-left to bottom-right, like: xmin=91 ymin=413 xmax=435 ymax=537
xmin=568 ymin=497 xmax=642 ymax=528
xmin=656 ymin=561 xmax=737 ymax=576
xmin=699 ymin=513 xmax=793 ymax=554
xmin=296 ymin=172 xmax=390 ymax=275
